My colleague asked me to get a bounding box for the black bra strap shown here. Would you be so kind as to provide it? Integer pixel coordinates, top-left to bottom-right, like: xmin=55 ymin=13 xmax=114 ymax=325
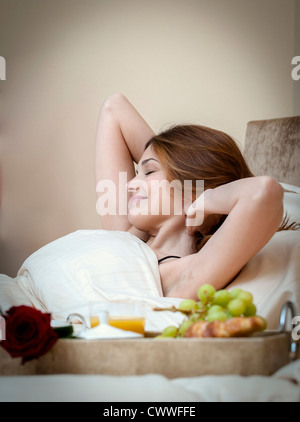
xmin=158 ymin=255 xmax=181 ymax=264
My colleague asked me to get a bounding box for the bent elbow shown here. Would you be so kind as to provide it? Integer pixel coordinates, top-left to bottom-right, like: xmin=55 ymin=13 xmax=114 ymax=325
xmin=255 ymin=176 xmax=284 ymax=224
xmin=258 ymin=176 xmax=283 ymax=204
xmin=101 ymin=93 xmax=128 ymax=112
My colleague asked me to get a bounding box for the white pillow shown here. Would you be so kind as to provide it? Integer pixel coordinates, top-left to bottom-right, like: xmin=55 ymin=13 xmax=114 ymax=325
xmin=228 ymin=229 xmax=300 ymax=329
xmin=280 ymin=182 xmax=300 ymax=224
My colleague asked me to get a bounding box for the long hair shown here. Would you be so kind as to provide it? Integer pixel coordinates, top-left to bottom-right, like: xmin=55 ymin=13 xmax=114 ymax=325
xmin=145 ymin=124 xmax=297 ymax=252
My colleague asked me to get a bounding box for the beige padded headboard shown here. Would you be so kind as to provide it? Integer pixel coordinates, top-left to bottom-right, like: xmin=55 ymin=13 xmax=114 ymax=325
xmin=244 ymin=116 xmax=300 ymax=187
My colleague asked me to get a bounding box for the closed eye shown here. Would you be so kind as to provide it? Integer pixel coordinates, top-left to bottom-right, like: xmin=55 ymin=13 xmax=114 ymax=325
xmin=136 ymin=157 xmax=160 ymax=176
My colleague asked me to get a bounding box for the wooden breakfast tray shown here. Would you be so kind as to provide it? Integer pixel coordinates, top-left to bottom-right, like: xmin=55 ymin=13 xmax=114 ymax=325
xmin=1 ymin=302 xmax=298 ymax=378
xmin=0 ymin=330 xmax=298 ymax=378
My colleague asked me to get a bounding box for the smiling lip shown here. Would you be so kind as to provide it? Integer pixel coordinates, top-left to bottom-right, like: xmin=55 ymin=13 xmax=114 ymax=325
xmin=129 ymin=195 xmax=148 ymax=205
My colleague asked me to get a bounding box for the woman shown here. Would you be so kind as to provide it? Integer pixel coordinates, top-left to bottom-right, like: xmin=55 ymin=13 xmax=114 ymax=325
xmin=95 ymin=93 xmax=284 ymax=300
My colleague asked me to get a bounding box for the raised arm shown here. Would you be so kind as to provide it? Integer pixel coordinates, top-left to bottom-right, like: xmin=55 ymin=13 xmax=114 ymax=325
xmin=165 ymin=176 xmax=284 ymax=299
xmin=95 ymin=94 xmax=155 ymax=232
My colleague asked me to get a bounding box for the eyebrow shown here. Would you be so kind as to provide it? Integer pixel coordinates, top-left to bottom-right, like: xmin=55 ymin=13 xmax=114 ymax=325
xmin=136 ymin=158 xmax=159 ymax=174
xmin=141 ymin=158 xmax=159 ymax=166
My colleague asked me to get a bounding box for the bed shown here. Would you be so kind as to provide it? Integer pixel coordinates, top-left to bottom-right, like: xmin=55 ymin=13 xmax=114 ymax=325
xmin=0 ymin=116 xmax=300 ymax=402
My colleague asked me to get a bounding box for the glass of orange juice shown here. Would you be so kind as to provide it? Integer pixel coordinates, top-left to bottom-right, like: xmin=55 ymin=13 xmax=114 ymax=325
xmin=88 ymin=302 xmax=109 ymax=328
xmin=107 ymin=302 xmax=146 ymax=335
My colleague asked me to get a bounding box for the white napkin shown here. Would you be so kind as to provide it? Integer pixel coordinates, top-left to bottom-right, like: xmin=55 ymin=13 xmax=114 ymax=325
xmin=76 ymin=323 xmax=143 ymax=339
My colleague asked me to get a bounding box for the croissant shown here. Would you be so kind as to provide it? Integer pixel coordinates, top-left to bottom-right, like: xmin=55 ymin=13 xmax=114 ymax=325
xmin=184 ymin=316 xmax=266 ymax=338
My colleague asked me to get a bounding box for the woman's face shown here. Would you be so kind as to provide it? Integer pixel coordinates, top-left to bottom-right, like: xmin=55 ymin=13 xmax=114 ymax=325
xmin=127 ymin=146 xmax=184 ymax=231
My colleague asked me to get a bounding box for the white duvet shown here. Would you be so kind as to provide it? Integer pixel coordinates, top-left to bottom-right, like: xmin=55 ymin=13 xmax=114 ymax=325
xmin=0 ymin=229 xmax=186 ymax=331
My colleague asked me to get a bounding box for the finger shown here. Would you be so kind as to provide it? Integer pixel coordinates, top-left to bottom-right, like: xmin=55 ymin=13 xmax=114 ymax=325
xmin=186 ymin=194 xmax=204 ymax=216
xmin=185 ymin=209 xmax=205 ymax=227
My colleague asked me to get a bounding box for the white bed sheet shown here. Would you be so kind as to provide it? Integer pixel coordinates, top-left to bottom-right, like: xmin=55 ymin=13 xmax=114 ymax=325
xmin=0 ymin=359 xmax=299 ymax=402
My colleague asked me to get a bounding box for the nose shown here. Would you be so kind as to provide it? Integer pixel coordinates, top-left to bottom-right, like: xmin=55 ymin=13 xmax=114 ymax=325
xmin=127 ymin=176 xmax=139 ymax=193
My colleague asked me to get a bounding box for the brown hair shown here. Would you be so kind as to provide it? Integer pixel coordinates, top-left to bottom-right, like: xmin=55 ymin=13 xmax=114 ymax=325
xmin=145 ymin=124 xmax=297 ymax=252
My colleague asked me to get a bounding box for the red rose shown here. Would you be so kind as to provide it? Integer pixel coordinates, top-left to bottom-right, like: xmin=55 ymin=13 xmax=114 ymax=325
xmin=0 ymin=305 xmax=58 ymax=364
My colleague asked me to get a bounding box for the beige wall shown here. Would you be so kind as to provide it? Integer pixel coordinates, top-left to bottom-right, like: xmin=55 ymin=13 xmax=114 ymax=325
xmin=0 ymin=0 xmax=298 ymax=276
xmin=294 ymin=0 xmax=300 ymax=114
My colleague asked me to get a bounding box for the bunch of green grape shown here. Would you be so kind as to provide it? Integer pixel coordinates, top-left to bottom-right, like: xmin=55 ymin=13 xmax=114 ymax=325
xmin=157 ymin=284 xmax=257 ymax=338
